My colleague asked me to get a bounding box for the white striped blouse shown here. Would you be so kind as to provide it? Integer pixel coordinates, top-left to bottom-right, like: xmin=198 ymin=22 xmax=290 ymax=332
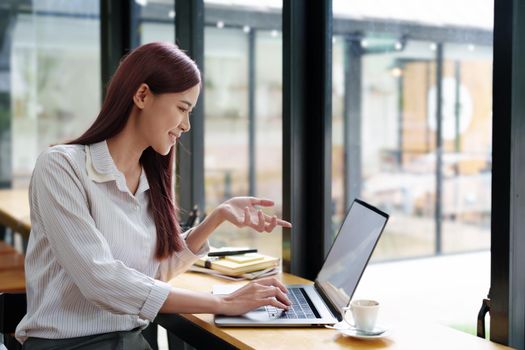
xmin=15 ymin=140 xmax=209 ymax=343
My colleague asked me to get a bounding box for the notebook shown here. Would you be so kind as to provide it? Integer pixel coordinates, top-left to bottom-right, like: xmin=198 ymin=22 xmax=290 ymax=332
xmin=194 ymin=253 xmax=279 ymax=276
xmin=213 ymin=199 xmax=389 ymax=327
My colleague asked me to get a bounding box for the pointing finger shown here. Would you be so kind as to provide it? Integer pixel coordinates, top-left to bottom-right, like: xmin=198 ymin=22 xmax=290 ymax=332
xmin=276 ymin=218 xmax=292 ymax=228
xmin=250 ymin=198 xmax=275 ymax=207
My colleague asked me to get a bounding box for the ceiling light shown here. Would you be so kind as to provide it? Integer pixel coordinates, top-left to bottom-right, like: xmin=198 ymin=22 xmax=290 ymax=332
xmin=391 ymin=67 xmax=403 ymax=77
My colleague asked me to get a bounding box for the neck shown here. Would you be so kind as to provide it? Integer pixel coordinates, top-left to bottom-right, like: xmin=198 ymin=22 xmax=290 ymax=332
xmin=106 ymin=113 xmax=146 ymax=175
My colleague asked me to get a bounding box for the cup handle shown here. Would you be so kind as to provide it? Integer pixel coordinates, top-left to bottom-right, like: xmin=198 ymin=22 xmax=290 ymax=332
xmin=341 ymin=306 xmax=356 ymax=328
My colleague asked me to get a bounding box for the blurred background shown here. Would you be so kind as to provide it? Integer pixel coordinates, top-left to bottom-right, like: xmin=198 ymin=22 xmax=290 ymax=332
xmin=0 ymin=0 xmax=493 ymax=339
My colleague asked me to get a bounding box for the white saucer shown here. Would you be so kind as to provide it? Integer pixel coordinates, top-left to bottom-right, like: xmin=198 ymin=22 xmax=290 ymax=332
xmin=327 ymin=321 xmax=391 ymax=340
xmin=338 ymin=327 xmax=391 ymax=340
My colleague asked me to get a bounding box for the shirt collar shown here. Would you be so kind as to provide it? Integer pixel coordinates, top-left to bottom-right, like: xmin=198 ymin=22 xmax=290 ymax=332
xmin=86 ymin=140 xmax=150 ymax=194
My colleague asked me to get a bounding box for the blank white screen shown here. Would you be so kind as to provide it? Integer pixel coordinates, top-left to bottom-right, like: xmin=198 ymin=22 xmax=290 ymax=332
xmin=316 ymin=201 xmax=388 ymax=312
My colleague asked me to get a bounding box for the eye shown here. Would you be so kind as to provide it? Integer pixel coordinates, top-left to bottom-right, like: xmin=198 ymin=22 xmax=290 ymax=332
xmin=178 ymin=106 xmax=188 ymax=113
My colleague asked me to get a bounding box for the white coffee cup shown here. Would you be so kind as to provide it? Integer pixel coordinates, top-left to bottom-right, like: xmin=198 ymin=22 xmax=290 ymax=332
xmin=343 ymin=299 xmax=380 ymax=332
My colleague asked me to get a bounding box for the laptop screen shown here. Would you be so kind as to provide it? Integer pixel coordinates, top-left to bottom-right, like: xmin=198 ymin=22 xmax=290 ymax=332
xmin=316 ymin=199 xmax=389 ymax=313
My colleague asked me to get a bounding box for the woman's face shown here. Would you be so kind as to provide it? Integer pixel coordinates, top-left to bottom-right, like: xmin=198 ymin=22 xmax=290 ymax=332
xmin=135 ymin=83 xmax=200 ymax=155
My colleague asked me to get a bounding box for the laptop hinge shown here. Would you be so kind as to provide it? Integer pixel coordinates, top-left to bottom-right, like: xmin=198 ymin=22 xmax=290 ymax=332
xmin=314 ymin=281 xmax=343 ymax=322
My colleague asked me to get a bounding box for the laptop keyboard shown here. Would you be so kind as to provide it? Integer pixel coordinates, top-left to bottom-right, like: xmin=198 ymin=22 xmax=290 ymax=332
xmin=266 ymin=287 xmax=317 ymax=319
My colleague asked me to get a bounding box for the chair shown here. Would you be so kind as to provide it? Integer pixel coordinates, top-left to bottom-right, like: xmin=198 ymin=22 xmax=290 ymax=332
xmin=0 ymin=293 xmax=26 ymax=350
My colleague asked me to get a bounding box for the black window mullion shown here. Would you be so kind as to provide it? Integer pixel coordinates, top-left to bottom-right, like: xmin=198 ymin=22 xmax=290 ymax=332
xmin=491 ymin=0 xmax=525 ymax=347
xmin=175 ymin=0 xmax=205 ymax=220
xmin=282 ymin=0 xmax=332 ymax=279
xmin=0 ymin=4 xmax=16 ymax=191
xmin=100 ymin=0 xmax=132 ymax=99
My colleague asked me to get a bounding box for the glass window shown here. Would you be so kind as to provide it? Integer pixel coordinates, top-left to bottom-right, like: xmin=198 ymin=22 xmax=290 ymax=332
xmin=204 ymin=2 xmax=283 ymax=259
xmin=363 ymin=40 xmax=438 ymax=260
xmin=136 ymin=0 xmax=175 ymax=45
xmin=5 ymin=0 xmax=100 ymax=188
xmin=332 ymin=0 xmax=493 ymax=336
xmin=441 ymin=43 xmax=492 ymax=253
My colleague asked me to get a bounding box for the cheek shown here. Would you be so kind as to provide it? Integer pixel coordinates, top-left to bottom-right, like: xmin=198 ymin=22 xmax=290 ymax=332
xmin=143 ymin=103 xmax=183 ymax=131
xmin=140 ymin=111 xmax=160 ymax=132
xmin=168 ymin=111 xmax=184 ymax=127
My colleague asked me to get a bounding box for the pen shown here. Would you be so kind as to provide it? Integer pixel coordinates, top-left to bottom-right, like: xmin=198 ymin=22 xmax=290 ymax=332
xmin=207 ymin=249 xmax=258 ymax=257
xmin=204 ymin=256 xmax=221 ymax=268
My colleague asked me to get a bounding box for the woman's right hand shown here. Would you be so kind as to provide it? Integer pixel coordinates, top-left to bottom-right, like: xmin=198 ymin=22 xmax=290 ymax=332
xmin=216 ymin=277 xmax=292 ymax=316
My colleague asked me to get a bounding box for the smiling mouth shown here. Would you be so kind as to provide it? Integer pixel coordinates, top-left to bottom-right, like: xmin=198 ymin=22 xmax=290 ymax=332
xmin=168 ymin=132 xmax=177 ymax=143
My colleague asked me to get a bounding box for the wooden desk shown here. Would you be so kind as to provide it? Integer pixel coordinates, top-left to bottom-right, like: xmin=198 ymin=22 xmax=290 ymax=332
xmin=0 ymin=189 xmax=29 ymax=293
xmin=160 ymin=272 xmax=512 ymax=350
xmin=0 ymin=189 xmax=31 ymax=241
xmin=0 ymin=189 xmax=514 ymax=349
xmin=0 ymin=241 xmax=25 ymax=293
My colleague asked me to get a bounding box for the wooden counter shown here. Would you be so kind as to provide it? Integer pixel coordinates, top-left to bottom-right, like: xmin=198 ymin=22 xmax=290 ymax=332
xmin=164 ymin=272 xmax=512 ymax=350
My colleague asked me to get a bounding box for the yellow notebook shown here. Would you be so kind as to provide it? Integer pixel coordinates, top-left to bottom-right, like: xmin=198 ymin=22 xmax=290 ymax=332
xmin=195 ymin=254 xmax=279 ymax=276
xmin=224 ymin=253 xmax=264 ymax=264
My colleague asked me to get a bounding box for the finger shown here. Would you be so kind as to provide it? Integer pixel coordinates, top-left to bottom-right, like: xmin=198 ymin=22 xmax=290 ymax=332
xmin=258 ymin=286 xmax=291 ymax=306
xmin=258 ymin=212 xmax=291 ymax=228
xmin=262 ymin=213 xmax=276 ymax=223
xmin=264 ymin=215 xmax=278 ymax=232
xmin=250 ymin=197 xmax=275 ymax=207
xmin=264 ymin=297 xmax=290 ymax=311
xmin=243 ymin=207 xmax=252 ymax=226
xmin=256 ymin=277 xmax=288 ymax=293
xmin=256 ymin=210 xmax=266 ymax=232
xmin=276 ymin=218 xmax=292 ymax=228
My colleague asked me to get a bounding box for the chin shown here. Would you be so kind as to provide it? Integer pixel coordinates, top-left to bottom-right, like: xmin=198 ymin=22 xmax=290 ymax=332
xmin=152 ymin=144 xmax=173 ymax=156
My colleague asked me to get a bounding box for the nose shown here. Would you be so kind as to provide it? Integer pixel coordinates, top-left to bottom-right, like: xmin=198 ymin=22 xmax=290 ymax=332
xmin=180 ymin=114 xmax=191 ymax=133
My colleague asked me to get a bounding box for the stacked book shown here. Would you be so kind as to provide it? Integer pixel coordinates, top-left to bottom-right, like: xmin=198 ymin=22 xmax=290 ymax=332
xmin=190 ymin=251 xmax=280 ymax=281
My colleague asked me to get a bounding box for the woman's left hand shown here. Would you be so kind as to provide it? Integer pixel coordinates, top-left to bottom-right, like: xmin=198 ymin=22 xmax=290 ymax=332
xmin=217 ymin=197 xmax=292 ymax=233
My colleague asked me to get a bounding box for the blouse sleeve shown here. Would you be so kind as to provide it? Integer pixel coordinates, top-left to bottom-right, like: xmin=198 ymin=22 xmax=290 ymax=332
xmin=156 ymin=228 xmax=210 ymax=282
xmin=30 ymin=150 xmax=171 ymax=321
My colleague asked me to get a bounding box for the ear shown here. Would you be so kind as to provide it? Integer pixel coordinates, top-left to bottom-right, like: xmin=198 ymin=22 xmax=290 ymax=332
xmin=133 ymin=83 xmax=150 ymax=110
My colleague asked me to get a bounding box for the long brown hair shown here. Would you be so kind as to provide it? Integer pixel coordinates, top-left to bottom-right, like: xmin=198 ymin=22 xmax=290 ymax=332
xmin=68 ymin=42 xmax=201 ymax=259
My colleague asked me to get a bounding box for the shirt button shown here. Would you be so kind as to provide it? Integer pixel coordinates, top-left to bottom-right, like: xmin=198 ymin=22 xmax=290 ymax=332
xmin=135 ymin=204 xmax=140 ymax=211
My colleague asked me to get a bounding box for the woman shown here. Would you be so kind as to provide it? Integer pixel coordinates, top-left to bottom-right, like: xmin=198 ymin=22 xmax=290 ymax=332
xmin=15 ymin=42 xmax=292 ymax=349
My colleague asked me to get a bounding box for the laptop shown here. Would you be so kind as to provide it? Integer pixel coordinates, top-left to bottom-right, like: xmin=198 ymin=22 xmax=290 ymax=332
xmin=214 ymin=199 xmax=389 ymax=327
